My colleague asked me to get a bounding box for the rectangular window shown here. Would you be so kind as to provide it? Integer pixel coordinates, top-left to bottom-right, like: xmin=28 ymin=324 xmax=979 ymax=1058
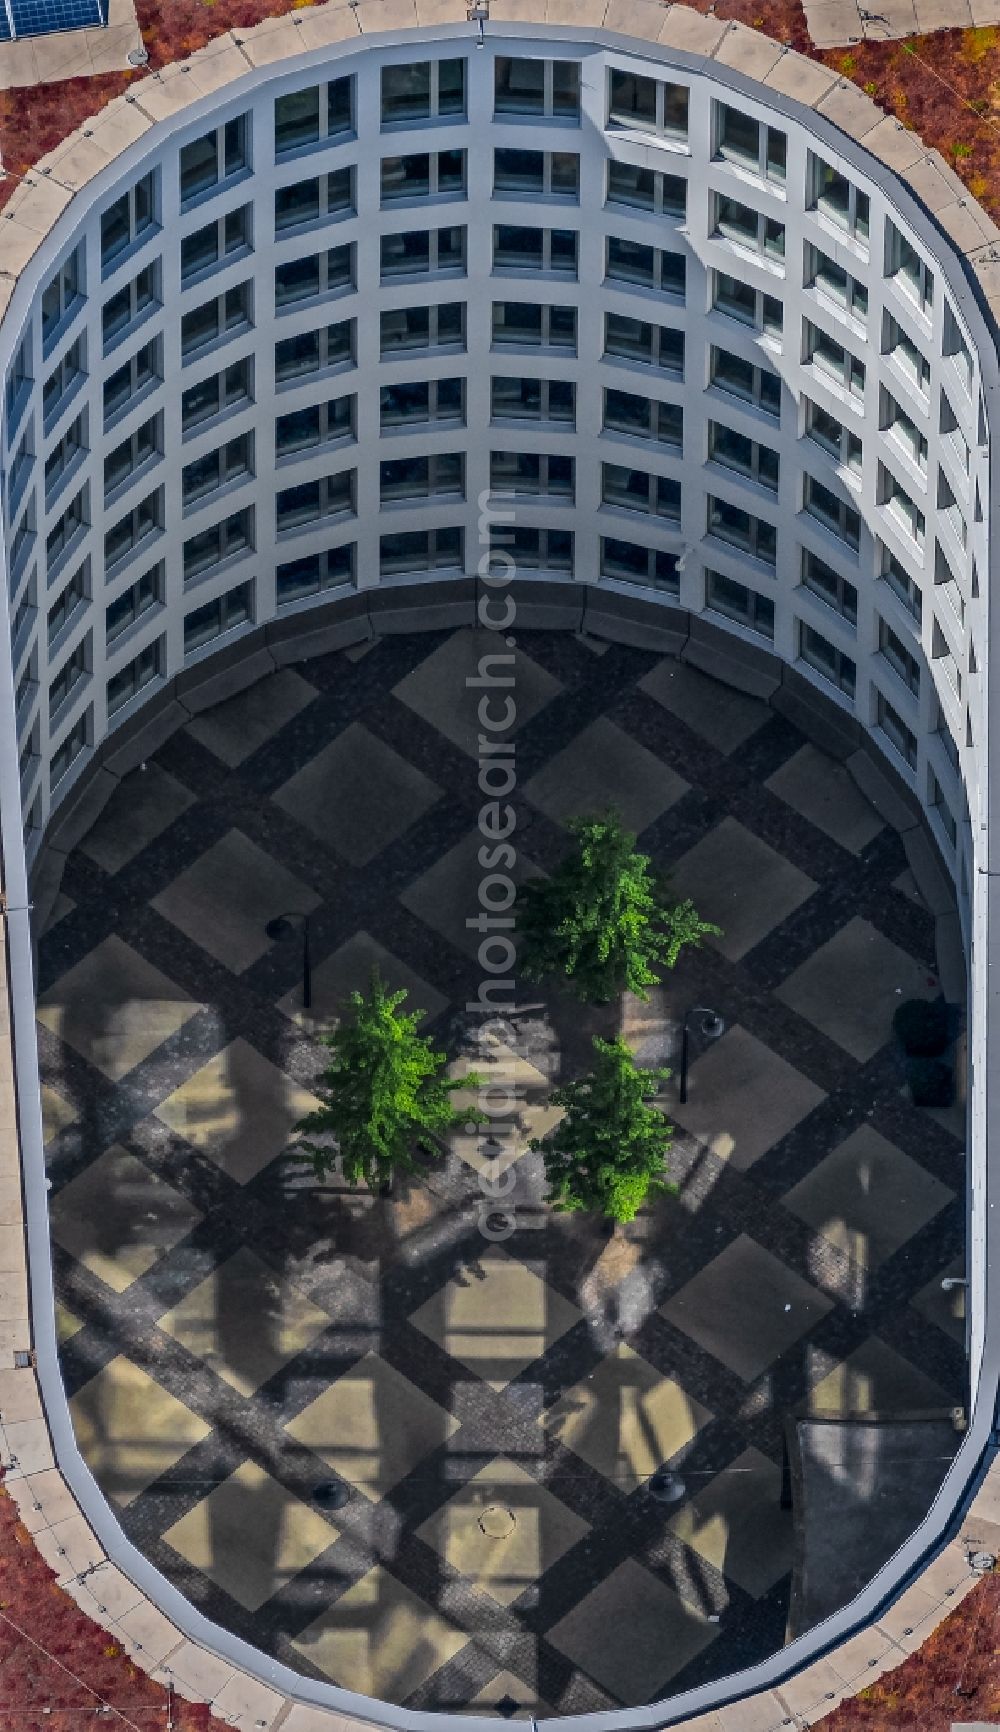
xmin=712 ymin=272 xmax=782 ymax=338
xmin=181 ymin=282 xmax=252 ymax=359
xmin=708 ymin=421 xmax=779 ymax=491
xmin=491 ymin=302 xmax=576 ymax=351
xmin=183 ymin=507 xmax=254 ymax=580
xmin=382 ymin=377 xmax=465 ymax=428
xmin=104 ymin=487 xmax=161 ymax=570
xmin=943 ymin=303 xmax=973 ymax=395
xmin=715 ymin=104 xmax=785 ymax=182
xmin=804 ymin=474 xmax=860 ymax=550
xmin=806 ymin=321 xmax=865 ymax=398
xmin=886 ymin=220 xmax=934 ymax=316
xmin=489 ymin=451 xmax=573 ymax=498
xmin=5 ymin=336 xmax=32 ymax=436
xmin=930 ymin=770 xmax=958 ymax=848
xmin=806 ymin=245 xmax=869 ymax=322
xmin=276 ymin=394 xmax=356 ymax=457
xmin=100 ymin=170 xmax=156 ymax=270
xmin=10 ymin=499 xmax=34 ymax=578
xmin=380 ymin=226 xmax=465 ymax=279
xmin=274 ymin=167 xmax=354 ymax=235
xmin=810 ymin=155 xmax=870 ymax=243
xmin=275 ymin=243 xmax=354 ymax=308
xmin=182 ymin=433 xmax=253 ymax=506
xmin=106 ymin=562 xmax=162 ymax=644
xmin=882 ymin=390 xmax=927 ymax=469
xmin=381 ymin=58 xmax=465 ymax=125
xmin=381 ymin=149 xmax=466 ymax=203
xmin=102 ymin=261 xmax=159 ymax=351
xmin=494 ymin=148 xmax=580 ymax=199
xmin=108 ymin=636 xmax=162 ymax=716
xmin=600 ymin=537 xmax=679 ymax=593
xmin=494 ymin=57 xmax=580 ymax=120
xmin=934 ymin=542 xmax=964 ymax=625
xmin=49 ymin=636 xmax=89 ymax=720
xmin=603 ymin=388 xmax=682 ymax=448
xmin=50 ymin=708 xmax=89 ymax=789
xmin=709 ymin=345 xmax=781 ymax=417
xmin=879 ymin=617 xmax=921 ymax=693
xmin=800 ymin=623 xmax=856 ymax=696
xmin=181 ymin=204 xmax=252 ymax=281
xmin=47 ymin=560 xmax=88 ymax=646
xmin=608 ymin=70 xmax=688 ymax=141
xmin=884 ymin=315 xmax=931 ymax=395
xmin=880 ymin=463 xmax=925 ymax=544
xmin=184 ymin=580 xmax=253 ymax=655
xmin=45 ymin=412 xmax=87 ymax=501
xmin=706 ymin=569 xmax=775 ymax=638
xmin=712 ymin=194 xmax=784 ymax=260
xmin=606 ymin=160 xmax=686 ymax=219
xmin=940 ymin=392 xmax=970 ymax=473
xmin=381 ymin=452 xmax=465 ymax=502
xmin=707 ymin=495 xmax=776 ymax=565
xmin=488 ymin=525 xmax=573 ymax=571
xmin=103 ymin=337 xmax=159 ymax=426
xmin=381 ymin=302 xmax=465 ymax=355
xmin=490 ymin=376 xmax=573 ymax=425
xmin=275 ymin=470 xmax=355 ymax=533
xmin=877 ymin=691 xmax=918 ymax=767
xmin=379 ymin=525 xmax=464 ymax=575
xmin=800 ymin=549 xmax=858 ymax=625
xmin=880 ymin=544 xmax=922 ymax=622
xmin=937 ymin=469 xmax=967 ymax=548
xmin=41 ymin=245 xmax=84 ymax=355
xmin=179 ymin=115 xmax=249 ymax=206
xmin=804 ymin=399 xmax=863 ymax=473
xmin=181 ymin=356 xmax=253 ymax=433
xmin=9 ymin=423 xmax=34 ymax=511
xmin=277 ymin=544 xmax=355 ymax=604
xmin=275 ymin=318 xmax=355 ymax=381
xmin=46 ymin=486 xmax=87 ymax=575
xmin=604 ymin=313 xmax=684 ymax=374
xmin=103 ymin=413 xmax=159 ymax=500
xmin=603 ymin=463 xmax=680 ymax=520
xmin=494 ymin=224 xmax=577 ymax=275
xmin=43 ymin=336 xmax=85 ymax=427
xmin=274 ymin=77 xmax=353 ymax=156
xmin=607 ymin=237 xmax=685 ymax=299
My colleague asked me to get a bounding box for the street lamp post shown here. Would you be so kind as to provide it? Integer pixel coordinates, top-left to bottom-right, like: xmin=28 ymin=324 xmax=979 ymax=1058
xmin=265 ymin=910 xmax=312 ymax=1011
xmin=679 ymin=1006 xmax=726 ymax=1104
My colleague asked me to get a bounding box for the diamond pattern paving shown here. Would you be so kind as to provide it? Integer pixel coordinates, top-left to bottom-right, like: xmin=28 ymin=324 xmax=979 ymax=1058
xmin=37 ymin=630 xmax=963 ymax=1713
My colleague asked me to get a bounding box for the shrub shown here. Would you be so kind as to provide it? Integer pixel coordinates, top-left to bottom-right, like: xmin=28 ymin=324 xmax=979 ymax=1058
xmin=906 ymin=1056 xmax=954 ymax=1108
xmin=893 ymin=997 xmax=951 ymax=1056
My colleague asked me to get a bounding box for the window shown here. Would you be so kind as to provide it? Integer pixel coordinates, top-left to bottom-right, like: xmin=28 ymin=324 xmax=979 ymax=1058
xmin=804 ymin=399 xmax=863 ymax=473
xmin=880 ymin=464 xmax=925 ymax=544
xmin=181 ymin=205 xmax=252 ymax=281
xmin=106 ymin=563 xmax=162 ymax=644
xmin=806 ymin=322 xmax=865 ymax=398
xmin=879 ymin=618 xmax=921 ymax=693
xmin=275 ymin=243 xmax=354 ymax=308
xmin=935 ymin=468 xmax=965 ymax=549
xmin=601 ymin=538 xmax=679 ymax=592
xmin=804 ymin=474 xmax=860 ymax=550
xmin=381 ymin=58 xmax=465 ymax=125
xmin=381 ymin=453 xmax=465 ymax=502
xmin=707 ymin=496 xmax=776 ymax=565
xmin=16 ymin=654 xmax=37 ymax=724
xmin=715 ymin=104 xmax=785 ymax=182
xmin=183 ymin=507 xmax=253 ymax=580
xmin=276 ymin=471 xmax=355 ymax=533
xmin=105 ymin=488 xmax=161 ymax=569
xmin=276 ymin=395 xmax=356 ymax=457
xmin=492 ymin=302 xmax=575 ymax=351
xmin=886 ymin=220 xmax=933 ymax=316
xmin=275 ymin=318 xmax=354 ymax=380
xmin=706 ymin=570 xmax=774 ymax=638
xmin=108 ymin=637 xmax=162 ymax=715
xmin=46 ymin=487 xmax=87 ymax=575
xmin=6 ymin=335 xmax=32 ymax=435
xmin=41 ymin=246 xmax=84 ymax=354
xmin=884 ymin=315 xmax=931 ymax=395
xmin=490 ymin=452 xmax=573 ymax=498
xmin=481 ymin=523 xmax=571 ymax=573
xmin=380 ymin=526 xmax=464 ymax=575
xmin=934 ymin=542 xmax=964 ymax=625
xmin=274 ymin=168 xmax=354 ymax=235
xmin=712 ymin=272 xmax=782 ymax=337
xmin=181 ymin=357 xmax=253 ymax=433
xmin=102 ymin=262 xmax=159 ymax=350
xmin=104 ymin=414 xmax=159 ymax=499
xmin=800 ymin=549 xmax=858 ymax=624
xmin=603 ymin=463 xmax=680 ymax=520
xmin=608 ymin=70 xmax=688 ymax=140
xmin=9 ymin=424 xmax=33 ymax=510
xmin=381 ymin=149 xmax=466 ymax=203
xmin=494 ymin=225 xmax=577 ymax=275
xmin=800 ymin=623 xmax=856 ymax=696
xmin=877 ymin=691 xmax=918 ymax=767
xmin=179 ymin=116 xmax=249 ymax=210
xmin=606 ymin=161 xmax=686 ymax=219
xmin=929 ymin=770 xmax=958 ymax=848
xmin=45 ymin=413 xmax=87 ymax=500
xmin=604 ymin=313 xmax=684 ymax=374
xmin=381 ymin=302 xmax=465 ymax=355
xmin=10 ymin=501 xmax=34 ymax=578
xmin=274 ymin=78 xmax=353 ymax=156
xmin=940 ymin=393 xmax=970 ymax=473
xmin=709 ymin=422 xmax=779 ymax=491
xmin=810 ymin=156 xmax=870 ymax=243
xmin=184 ymin=581 xmax=253 ymax=654
xmin=943 ymin=304 xmax=973 ymax=395
xmin=181 ymin=282 xmax=252 ymax=358
xmin=931 ymin=617 xmax=961 ymax=698
xmin=277 ymin=545 xmax=355 ymax=604
xmin=380 ymin=227 xmax=466 ymax=279
xmin=100 ymin=171 xmax=155 ymax=270
xmin=50 ymin=709 xmax=89 ymax=788
xmin=607 ymin=238 xmax=685 ymax=298
xmin=881 ymin=545 xmax=922 ymax=623
xmin=710 ymin=346 xmax=781 ymax=417
xmin=603 ymin=389 xmax=682 ymax=448
xmin=103 ymin=338 xmax=160 ymax=425
xmin=382 ymin=378 xmax=465 ymax=428
xmin=182 ymin=433 xmax=253 ymax=505
xmin=49 ymin=636 xmax=88 ymax=720
xmin=13 ymin=580 xmax=38 ymax=657
xmin=43 ymin=337 xmax=85 ymax=426
xmin=882 ymin=391 xmax=927 ymax=469
xmin=491 ymin=376 xmax=573 ymax=426
xmin=495 ymin=57 xmax=579 ymax=119
xmin=805 ymin=245 xmax=869 ymax=322
xmin=712 ymin=194 xmax=784 ymax=260
xmin=47 ymin=561 xmax=88 ymax=646
xmin=494 ymin=149 xmax=579 ymax=199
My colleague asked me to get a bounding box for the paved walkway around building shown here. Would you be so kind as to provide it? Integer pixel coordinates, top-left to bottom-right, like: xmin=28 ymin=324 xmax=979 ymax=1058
xmin=33 ymin=630 xmax=967 ymax=1717
xmin=803 ymin=0 xmax=1000 ymax=46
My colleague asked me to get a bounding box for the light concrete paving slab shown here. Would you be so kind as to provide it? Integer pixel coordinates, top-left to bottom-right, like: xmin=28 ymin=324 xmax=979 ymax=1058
xmin=158 ymin=1246 xmax=331 ymax=1397
xmin=525 ymin=716 xmax=688 ymax=835
xmin=412 ymin=1245 xmax=581 ymax=1389
xmin=543 ymin=1342 xmax=711 ymax=1491
xmin=766 ymin=745 xmax=884 ymax=853
xmin=291 ymin=1566 xmax=467 ymax=1698
xmin=273 ymin=722 xmax=441 ymax=866
xmin=668 ymin=816 xmax=816 ymax=961
xmin=783 ymin=1124 xmax=952 ymax=1272
xmin=37 ymin=936 xmax=203 ymax=1083
xmin=776 ymin=916 xmax=937 ymax=1061
xmin=152 ymin=828 xmax=321 ymax=973
xmin=548 ymin=1558 xmax=719 ymax=1700
xmin=154 ymin=1038 xmax=321 ymax=1184
xmin=69 ymin=1355 xmax=210 ymax=1507
xmin=50 ymin=1144 xmax=202 ymax=1293
xmin=285 ymin=1349 xmax=460 ymax=1500
xmin=663 ymin=1236 xmax=833 ymax=1383
xmin=163 ymin=1459 xmax=338 ymax=1613
xmin=417 ymin=1456 xmax=589 ymax=1606
xmin=674 ymin=1024 xmax=826 ymax=1170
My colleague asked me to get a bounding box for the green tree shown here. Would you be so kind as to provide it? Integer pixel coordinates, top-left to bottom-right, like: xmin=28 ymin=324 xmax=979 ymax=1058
xmin=518 ymin=813 xmax=720 ymax=1003
xmin=293 ymin=970 xmax=479 ymax=1193
xmin=531 ymin=1036 xmax=675 ymax=1224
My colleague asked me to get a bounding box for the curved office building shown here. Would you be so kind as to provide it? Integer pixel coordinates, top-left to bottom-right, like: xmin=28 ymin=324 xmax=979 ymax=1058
xmin=0 ymin=3 xmax=997 ymax=1726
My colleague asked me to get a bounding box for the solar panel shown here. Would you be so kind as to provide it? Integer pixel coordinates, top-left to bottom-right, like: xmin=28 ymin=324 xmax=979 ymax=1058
xmin=4 ymin=0 xmax=105 ymax=37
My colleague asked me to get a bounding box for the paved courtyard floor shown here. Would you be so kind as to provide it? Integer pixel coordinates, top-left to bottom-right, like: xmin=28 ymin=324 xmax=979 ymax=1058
xmin=36 ymin=630 xmax=966 ymax=1716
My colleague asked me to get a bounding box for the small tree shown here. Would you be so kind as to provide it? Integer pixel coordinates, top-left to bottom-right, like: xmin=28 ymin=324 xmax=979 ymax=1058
xmin=531 ymin=1036 xmax=675 ymax=1224
xmin=518 ymin=813 xmax=720 ymax=1003
xmin=293 ymin=970 xmax=478 ymax=1193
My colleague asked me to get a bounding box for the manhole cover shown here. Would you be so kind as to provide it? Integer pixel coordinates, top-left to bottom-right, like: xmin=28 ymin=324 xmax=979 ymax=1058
xmin=478 ymin=1504 xmax=516 ymax=1540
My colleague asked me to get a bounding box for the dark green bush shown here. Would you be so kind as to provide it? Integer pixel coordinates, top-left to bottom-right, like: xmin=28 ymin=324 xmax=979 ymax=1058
xmin=906 ymin=1056 xmax=954 ymax=1108
xmin=893 ymin=997 xmax=951 ymax=1057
